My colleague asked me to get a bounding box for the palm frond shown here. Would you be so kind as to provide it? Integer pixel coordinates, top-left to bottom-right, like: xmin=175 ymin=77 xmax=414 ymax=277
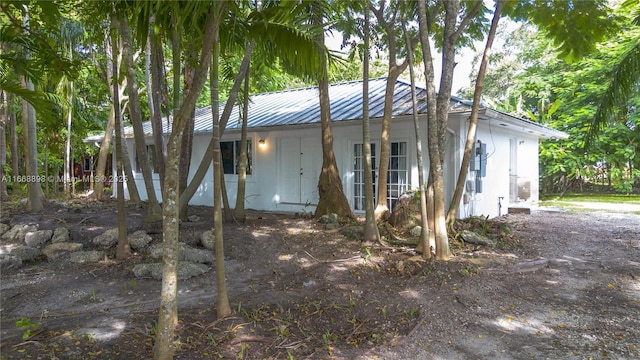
xmin=588 ymin=38 xmax=640 ymax=146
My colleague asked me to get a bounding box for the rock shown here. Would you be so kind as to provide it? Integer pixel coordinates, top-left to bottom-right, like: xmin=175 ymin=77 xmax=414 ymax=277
xmin=93 ymin=228 xmax=118 ymax=247
xmin=43 ymin=242 xmax=84 ymax=260
xmin=1 ymin=224 xmax=38 ymax=242
xmin=319 ymin=213 xmax=339 ymax=224
xmin=460 ymin=230 xmax=495 ymax=247
xmin=128 ymin=230 xmax=152 ymax=250
xmin=132 ymin=262 xmax=210 ymax=280
xmin=0 ymin=223 xmax=10 ymax=237
xmin=200 ymin=229 xmax=215 ymax=250
xmin=149 ymin=243 xmax=215 ymax=264
xmin=10 ymin=246 xmax=42 ymax=262
xmin=340 ymin=225 xmax=364 ymax=240
xmin=0 ymin=254 xmax=22 ymax=271
xmin=389 ymin=192 xmax=420 ymax=229
xmin=325 ymin=223 xmax=341 ymax=230
xmin=410 ymin=226 xmax=422 ymax=237
xmin=24 ymin=230 xmax=53 ymax=247
xmin=188 ymin=215 xmax=201 ymax=222
xmin=69 ymin=251 xmax=105 ymax=264
xmin=51 ymin=227 xmax=70 ymax=243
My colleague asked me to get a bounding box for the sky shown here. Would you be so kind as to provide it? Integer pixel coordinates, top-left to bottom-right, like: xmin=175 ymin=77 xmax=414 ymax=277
xmin=325 ymin=31 xmax=479 ymax=96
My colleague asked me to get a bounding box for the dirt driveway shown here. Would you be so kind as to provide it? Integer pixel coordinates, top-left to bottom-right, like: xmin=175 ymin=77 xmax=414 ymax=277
xmin=1 ymin=202 xmax=639 ymax=359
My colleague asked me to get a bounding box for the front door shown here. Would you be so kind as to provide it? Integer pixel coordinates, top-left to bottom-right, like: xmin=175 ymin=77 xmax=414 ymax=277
xmin=279 ymin=137 xmax=319 ymax=205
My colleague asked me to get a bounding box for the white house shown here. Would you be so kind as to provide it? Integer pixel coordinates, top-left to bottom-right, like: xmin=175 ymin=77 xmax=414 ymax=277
xmin=105 ymin=78 xmax=567 ymax=218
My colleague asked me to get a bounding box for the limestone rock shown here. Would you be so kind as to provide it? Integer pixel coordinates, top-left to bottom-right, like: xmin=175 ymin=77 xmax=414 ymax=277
xmin=0 ymin=223 xmax=10 ymax=237
xmin=10 ymin=246 xmax=42 ymax=262
xmin=188 ymin=215 xmax=201 ymax=222
xmin=0 ymin=254 xmax=22 ymax=271
xmin=410 ymin=226 xmax=422 ymax=237
xmin=43 ymin=242 xmax=84 ymax=260
xmin=51 ymin=227 xmax=70 ymax=243
xmin=149 ymin=243 xmax=214 ymax=264
xmin=460 ymin=230 xmax=495 ymax=247
xmin=2 ymin=224 xmax=38 ymax=242
xmin=340 ymin=225 xmax=364 ymax=240
xmin=93 ymin=228 xmax=118 ymax=247
xmin=200 ymin=229 xmax=215 ymax=250
xmin=69 ymin=251 xmax=105 ymax=264
xmin=128 ymin=230 xmax=152 ymax=250
xmin=319 ymin=213 xmax=339 ymax=224
xmin=132 ymin=262 xmax=210 ymax=280
xmin=25 ymin=230 xmax=53 ymax=247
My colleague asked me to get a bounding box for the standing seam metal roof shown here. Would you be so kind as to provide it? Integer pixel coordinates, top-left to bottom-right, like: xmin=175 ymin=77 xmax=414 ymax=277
xmin=121 ymin=77 xmax=565 ymax=138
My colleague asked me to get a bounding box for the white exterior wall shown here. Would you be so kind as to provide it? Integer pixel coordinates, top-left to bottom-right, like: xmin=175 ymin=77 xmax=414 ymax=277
xmin=122 ymin=113 xmax=541 ymax=219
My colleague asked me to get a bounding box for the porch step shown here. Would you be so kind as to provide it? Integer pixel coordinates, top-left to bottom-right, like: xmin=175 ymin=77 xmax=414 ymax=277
xmin=508 ymin=207 xmax=531 ymax=214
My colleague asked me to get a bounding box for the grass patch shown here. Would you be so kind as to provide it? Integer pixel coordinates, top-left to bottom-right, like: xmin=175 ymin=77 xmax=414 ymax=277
xmin=541 ymin=193 xmax=640 ymax=205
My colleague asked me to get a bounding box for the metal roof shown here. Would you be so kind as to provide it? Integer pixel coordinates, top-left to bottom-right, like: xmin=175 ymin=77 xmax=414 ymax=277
xmin=84 ymin=77 xmax=566 ymax=141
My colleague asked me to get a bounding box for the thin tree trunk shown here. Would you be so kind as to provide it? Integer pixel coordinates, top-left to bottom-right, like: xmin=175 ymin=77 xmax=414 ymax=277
xmin=234 ymin=58 xmax=251 ymax=222
xmin=110 ymin=10 xmax=130 ymax=261
xmin=417 ymin=0 xmax=446 ymax=259
xmin=94 ymin=33 xmax=117 ymax=200
xmin=94 ymin=106 xmax=115 ymax=200
xmin=20 ymin=5 xmax=43 ymax=211
xmin=64 ymin=81 xmax=73 ymax=197
xmin=179 ymin=54 xmax=196 ymax=221
xmin=211 ymin=29 xmax=231 ymax=318
xmin=119 ymin=104 xmax=141 ymax=202
xmin=154 ymin=5 xmax=224 ymax=359
xmin=179 ymin=47 xmax=251 ymax=214
xmin=120 ymin=16 xmax=162 ymax=220
xmin=447 ymin=0 xmax=504 ymax=224
xmin=401 ymin=5 xmax=429 ymax=258
xmin=0 ymin=91 xmax=8 ymax=201
xmin=371 ymin=4 xmax=412 ymax=221
xmin=362 ymin=7 xmax=380 ymax=244
xmin=9 ymin=94 xmax=20 ymax=196
xmin=150 ymin=18 xmax=166 ymax=192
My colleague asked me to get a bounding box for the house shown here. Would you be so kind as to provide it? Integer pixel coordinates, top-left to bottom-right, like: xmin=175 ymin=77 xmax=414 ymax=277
xmin=99 ymin=78 xmax=568 ymax=218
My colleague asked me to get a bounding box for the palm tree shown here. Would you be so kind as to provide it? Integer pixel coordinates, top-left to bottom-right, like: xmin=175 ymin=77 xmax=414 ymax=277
xmin=588 ymin=0 xmax=640 ymax=145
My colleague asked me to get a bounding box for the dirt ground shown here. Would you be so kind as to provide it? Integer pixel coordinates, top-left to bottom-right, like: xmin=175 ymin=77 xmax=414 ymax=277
xmin=1 ymin=199 xmax=639 ymax=359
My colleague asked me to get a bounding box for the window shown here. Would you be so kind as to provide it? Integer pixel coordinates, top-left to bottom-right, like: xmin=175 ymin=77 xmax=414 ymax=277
xmin=221 ymin=140 xmax=252 ymax=175
xmin=135 ymin=145 xmax=158 ymax=173
xmin=387 ymin=141 xmax=408 ymax=210
xmin=353 ymin=141 xmax=407 ymax=212
xmin=353 ymin=143 xmax=376 ymax=211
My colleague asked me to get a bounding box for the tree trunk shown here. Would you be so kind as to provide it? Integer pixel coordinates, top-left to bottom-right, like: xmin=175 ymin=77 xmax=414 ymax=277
xmin=154 ymin=5 xmax=223 ymax=359
xmin=0 ymin=91 xmax=8 ymax=201
xmin=179 ymin=48 xmax=251 ymax=214
xmin=20 ymin=5 xmax=43 ymax=212
xmin=149 ymin=18 xmax=166 ymax=193
xmin=110 ymin=11 xmax=130 ymax=260
xmin=372 ymin=4 xmax=412 ymax=221
xmin=362 ymin=8 xmax=380 ymax=244
xmin=234 ymin=57 xmax=252 ymax=222
xmin=417 ymin=0 xmax=447 ymax=259
xmin=447 ymin=0 xmax=504 ymax=224
xmin=8 ymin=94 xmax=20 ymax=196
xmin=119 ymin=103 xmax=141 ymax=202
xmin=314 ymin=21 xmax=352 ymax=219
xmin=179 ymin=54 xmax=196 ymax=221
xmin=120 ymin=16 xmax=162 ymax=220
xmin=211 ymin=31 xmax=231 ymax=318
xmin=64 ymin=82 xmax=73 ymax=197
xmin=401 ymin=5 xmax=429 ymax=258
xmin=94 ymin=33 xmax=117 ymax=200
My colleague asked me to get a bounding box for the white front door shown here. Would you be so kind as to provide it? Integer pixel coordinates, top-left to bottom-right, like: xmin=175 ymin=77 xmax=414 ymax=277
xmin=279 ymin=137 xmax=320 ymax=205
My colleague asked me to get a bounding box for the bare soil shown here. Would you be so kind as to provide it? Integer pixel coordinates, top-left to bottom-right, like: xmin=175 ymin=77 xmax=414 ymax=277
xmin=1 ymin=200 xmax=639 ymax=359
